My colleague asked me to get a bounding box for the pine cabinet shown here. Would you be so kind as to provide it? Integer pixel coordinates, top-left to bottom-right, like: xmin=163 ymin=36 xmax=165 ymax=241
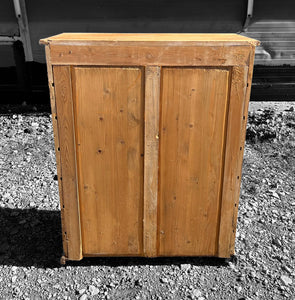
xmin=40 ymin=33 xmax=259 ymax=262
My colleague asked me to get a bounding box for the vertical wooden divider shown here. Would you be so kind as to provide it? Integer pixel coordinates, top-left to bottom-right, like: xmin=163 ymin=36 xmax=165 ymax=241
xmin=143 ymin=66 xmax=161 ymax=257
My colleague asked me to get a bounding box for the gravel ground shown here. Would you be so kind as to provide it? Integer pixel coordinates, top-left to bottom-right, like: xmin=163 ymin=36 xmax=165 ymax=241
xmin=0 ymin=102 xmax=294 ymax=300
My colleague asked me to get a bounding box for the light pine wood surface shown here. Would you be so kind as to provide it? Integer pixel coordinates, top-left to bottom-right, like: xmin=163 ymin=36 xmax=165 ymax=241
xmin=72 ymin=67 xmax=144 ymax=255
xmin=143 ymin=66 xmax=161 ymax=257
xmin=53 ymin=66 xmax=82 ymax=260
xmin=42 ymin=33 xmax=259 ymax=260
xmin=229 ymin=46 xmax=256 ymax=254
xmin=40 ymin=33 xmax=260 ymax=45
xmin=47 ymin=44 xmax=252 ymax=67
xmin=218 ymin=66 xmax=249 ymax=257
xmin=45 ymin=47 xmax=69 ymax=258
xmin=158 ymin=67 xmax=230 ymax=256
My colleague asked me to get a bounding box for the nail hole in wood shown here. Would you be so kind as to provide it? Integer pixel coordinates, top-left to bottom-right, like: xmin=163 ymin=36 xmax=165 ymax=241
xmin=240 ymin=147 xmax=242 ymax=150
xmin=55 ymin=116 xmax=57 ymax=120
xmin=58 ymin=147 xmax=60 ymax=151
xmin=237 ymin=176 xmax=240 ymax=180
xmin=51 ymin=82 xmax=54 ymax=87
xmin=247 ymin=83 xmax=249 ymax=87
xmin=60 ymin=177 xmax=62 ymax=180
xmin=243 ymin=116 xmax=245 ymax=120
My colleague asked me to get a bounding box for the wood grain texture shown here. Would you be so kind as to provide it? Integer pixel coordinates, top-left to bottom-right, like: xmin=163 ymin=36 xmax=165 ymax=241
xmin=42 ymin=34 xmax=259 ymax=260
xmin=229 ymin=46 xmax=256 ymax=254
xmin=72 ymin=67 xmax=144 ymax=255
xmin=53 ymin=66 xmax=82 ymax=260
xmin=40 ymin=33 xmax=260 ymax=45
xmin=48 ymin=44 xmax=251 ymax=67
xmin=218 ymin=66 xmax=249 ymax=258
xmin=143 ymin=66 xmax=161 ymax=257
xmin=45 ymin=46 xmax=68 ymax=258
xmin=158 ymin=67 xmax=230 ymax=256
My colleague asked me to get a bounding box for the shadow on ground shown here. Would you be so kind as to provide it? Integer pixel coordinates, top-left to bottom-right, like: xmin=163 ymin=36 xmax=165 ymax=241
xmin=0 ymin=208 xmax=230 ymax=268
xmin=0 ymin=208 xmax=62 ymax=268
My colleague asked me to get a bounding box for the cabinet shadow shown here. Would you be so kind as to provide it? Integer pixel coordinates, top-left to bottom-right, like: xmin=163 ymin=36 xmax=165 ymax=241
xmin=0 ymin=207 xmax=230 ymax=268
xmin=0 ymin=207 xmax=63 ymax=268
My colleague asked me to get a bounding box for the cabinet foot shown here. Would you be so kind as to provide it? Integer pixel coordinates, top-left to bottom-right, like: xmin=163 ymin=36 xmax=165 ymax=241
xmin=60 ymin=255 xmax=67 ymax=265
xmin=225 ymin=254 xmax=238 ymax=265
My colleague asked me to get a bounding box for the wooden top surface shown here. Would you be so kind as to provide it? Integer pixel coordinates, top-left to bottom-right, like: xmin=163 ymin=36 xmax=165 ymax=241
xmin=40 ymin=33 xmax=260 ymax=46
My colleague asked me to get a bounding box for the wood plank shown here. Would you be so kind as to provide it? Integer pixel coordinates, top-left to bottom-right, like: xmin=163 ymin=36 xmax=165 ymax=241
xmin=229 ymin=47 xmax=256 ymax=254
xmin=218 ymin=66 xmax=249 ymax=258
xmin=40 ymin=33 xmax=259 ymax=45
xmin=45 ymin=46 xmax=68 ymax=258
xmin=158 ymin=67 xmax=230 ymax=256
xmin=143 ymin=66 xmax=161 ymax=257
xmin=53 ymin=66 xmax=82 ymax=260
xmin=48 ymin=44 xmax=252 ymax=67
xmin=72 ymin=67 xmax=144 ymax=255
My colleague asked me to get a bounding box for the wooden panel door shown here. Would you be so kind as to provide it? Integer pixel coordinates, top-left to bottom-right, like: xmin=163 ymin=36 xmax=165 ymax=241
xmin=72 ymin=67 xmax=144 ymax=256
xmin=158 ymin=67 xmax=230 ymax=256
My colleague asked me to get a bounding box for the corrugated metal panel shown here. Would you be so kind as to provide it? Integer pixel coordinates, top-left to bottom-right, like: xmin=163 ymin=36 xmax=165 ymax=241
xmin=0 ymin=46 xmax=15 ymax=67
xmin=242 ymin=21 xmax=295 ymax=66
xmin=0 ymin=1 xmax=19 ymax=36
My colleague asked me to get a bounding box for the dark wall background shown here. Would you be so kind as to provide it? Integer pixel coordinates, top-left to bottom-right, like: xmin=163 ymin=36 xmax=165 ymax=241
xmin=26 ymin=0 xmax=247 ymax=65
xmin=0 ymin=0 xmax=294 ymax=106
xmin=1 ymin=0 xmax=247 ymax=67
xmin=253 ymin=0 xmax=295 ymax=20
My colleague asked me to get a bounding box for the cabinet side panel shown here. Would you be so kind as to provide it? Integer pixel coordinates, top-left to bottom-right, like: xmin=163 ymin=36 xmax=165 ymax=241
xmin=72 ymin=67 xmax=144 ymax=255
xmin=229 ymin=47 xmax=256 ymax=254
xmin=158 ymin=67 xmax=230 ymax=256
xmin=218 ymin=66 xmax=249 ymax=258
xmin=45 ymin=47 xmax=67 ymax=257
xmin=230 ymin=46 xmax=255 ymax=255
xmin=53 ymin=66 xmax=82 ymax=260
